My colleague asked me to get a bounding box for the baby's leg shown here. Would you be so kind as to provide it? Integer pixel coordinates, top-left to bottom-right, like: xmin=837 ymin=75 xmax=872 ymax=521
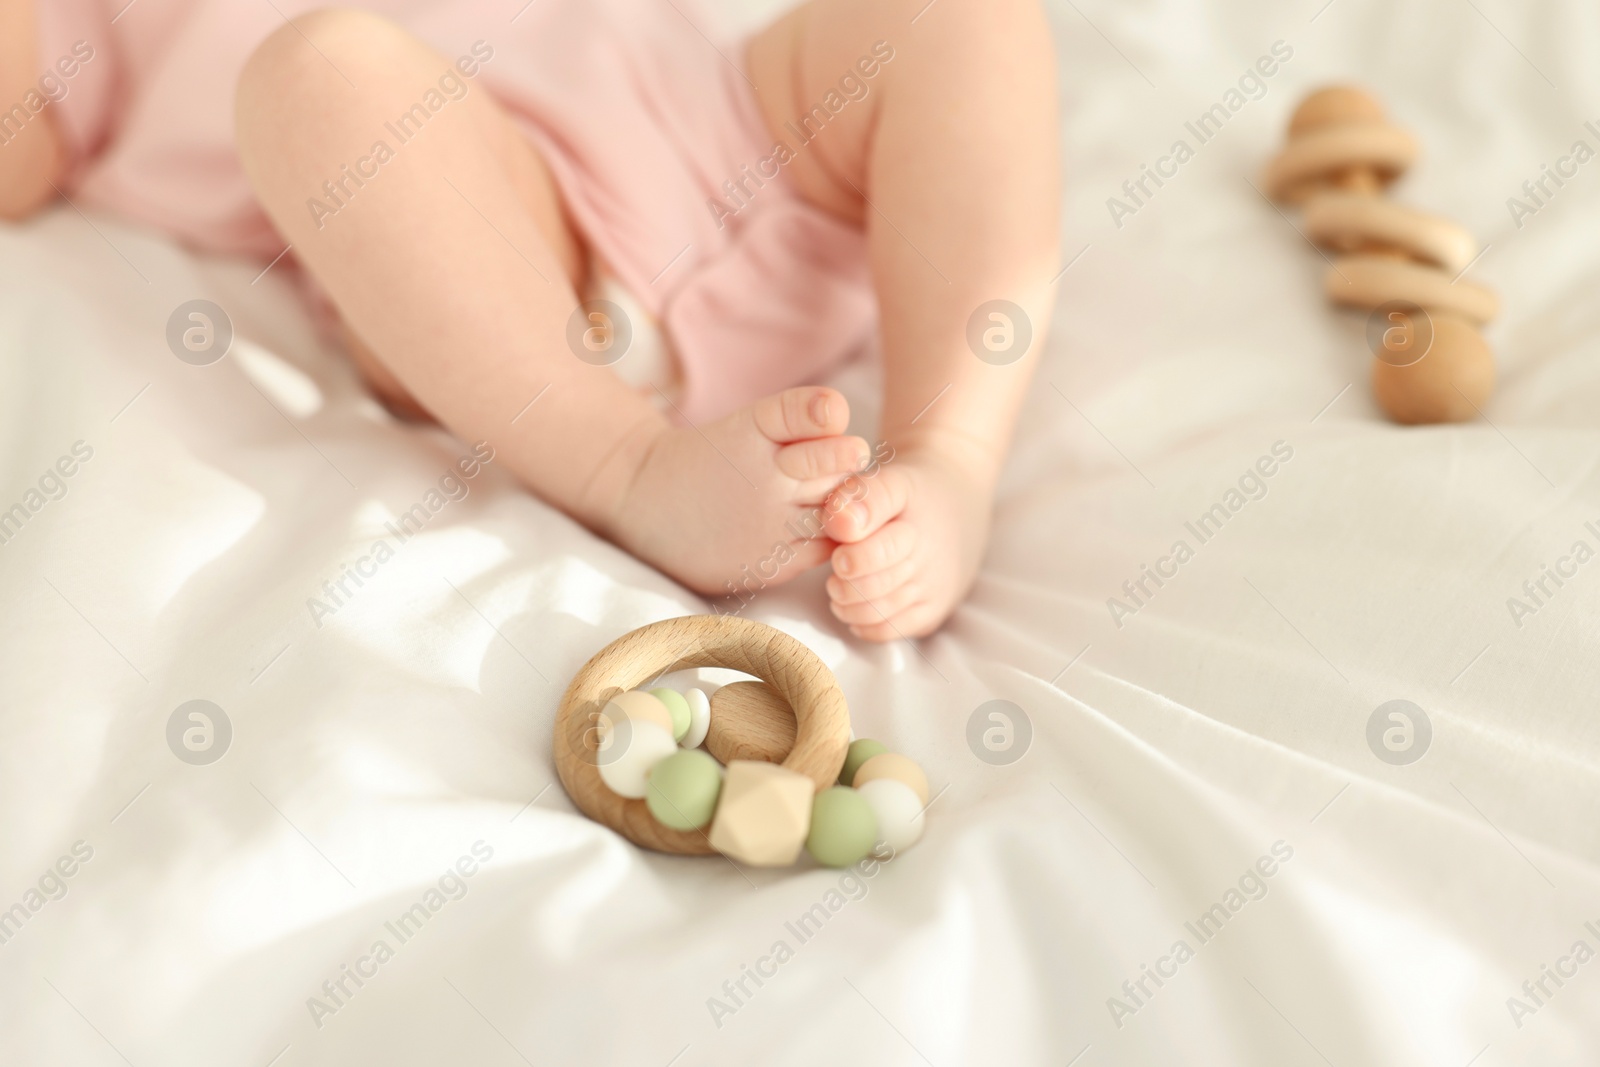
xmin=748 ymin=0 xmax=1061 ymax=639
xmin=237 ymin=11 xmax=639 ymax=519
xmin=237 ymin=11 xmax=867 ymax=594
xmin=0 ymin=0 xmax=64 ymax=219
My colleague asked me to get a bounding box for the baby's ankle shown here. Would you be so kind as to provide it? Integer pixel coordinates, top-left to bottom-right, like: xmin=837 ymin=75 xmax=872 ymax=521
xmin=575 ymin=410 xmax=672 ymax=539
xmin=884 ymin=423 xmax=1004 ymax=487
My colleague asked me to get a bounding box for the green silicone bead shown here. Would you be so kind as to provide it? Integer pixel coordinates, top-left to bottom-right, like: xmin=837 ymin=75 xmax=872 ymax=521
xmin=839 ymin=739 xmax=889 ymax=786
xmin=646 ymin=749 xmax=723 ymax=830
xmin=806 ymin=786 xmax=878 ymax=868
xmin=651 ymin=687 xmax=693 ymax=742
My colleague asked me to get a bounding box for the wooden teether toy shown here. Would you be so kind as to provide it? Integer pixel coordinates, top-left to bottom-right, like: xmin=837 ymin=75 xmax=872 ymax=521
xmin=1265 ymin=86 xmax=1497 ymax=424
xmin=554 ymin=616 xmax=928 ymax=867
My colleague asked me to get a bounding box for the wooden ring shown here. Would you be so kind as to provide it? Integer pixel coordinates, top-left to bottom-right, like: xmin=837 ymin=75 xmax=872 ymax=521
xmin=1263 ymin=121 xmax=1418 ymax=202
xmin=553 ymin=616 xmax=850 ymax=855
xmin=1323 ymin=254 xmax=1500 ymax=324
xmin=1303 ymin=192 xmax=1477 ymax=273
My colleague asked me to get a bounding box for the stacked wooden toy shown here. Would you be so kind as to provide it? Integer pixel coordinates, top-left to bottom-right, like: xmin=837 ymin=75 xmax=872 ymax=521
xmin=554 ymin=615 xmax=929 ymax=869
xmin=1264 ymin=86 xmax=1498 ymax=424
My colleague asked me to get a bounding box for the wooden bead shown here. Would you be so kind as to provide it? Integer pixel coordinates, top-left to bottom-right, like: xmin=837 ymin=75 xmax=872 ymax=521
xmin=706 ymin=681 xmax=796 ymax=765
xmin=1287 ymin=85 xmax=1386 ymax=137
xmin=681 ymin=686 xmax=711 ymax=749
xmin=708 ymin=760 xmax=814 ymax=866
xmin=597 ymin=718 xmax=678 ymax=800
xmin=1371 ymin=312 xmax=1495 ymax=424
xmin=600 ymin=690 xmax=674 ymax=740
xmin=852 ymin=753 xmax=929 ymax=807
xmin=857 ymin=778 xmax=926 ymax=853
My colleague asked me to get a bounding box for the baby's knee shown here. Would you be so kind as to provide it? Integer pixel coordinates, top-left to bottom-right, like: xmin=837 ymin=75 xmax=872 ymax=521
xmin=261 ymin=7 xmax=413 ymax=61
xmin=238 ymin=9 xmax=415 ymax=106
xmin=952 ymin=0 xmax=1050 ymax=54
xmin=236 ymin=9 xmax=430 ymax=147
xmin=857 ymin=0 xmax=1051 ymax=82
xmin=871 ymin=0 xmax=1045 ymax=36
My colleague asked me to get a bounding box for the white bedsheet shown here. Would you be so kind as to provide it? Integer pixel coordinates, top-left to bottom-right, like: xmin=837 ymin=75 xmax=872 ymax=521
xmin=3 ymin=0 xmax=1599 ymax=1064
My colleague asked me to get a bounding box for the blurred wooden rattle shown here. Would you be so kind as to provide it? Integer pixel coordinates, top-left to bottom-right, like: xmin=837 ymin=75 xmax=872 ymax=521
xmin=1265 ymin=86 xmax=1496 ymax=424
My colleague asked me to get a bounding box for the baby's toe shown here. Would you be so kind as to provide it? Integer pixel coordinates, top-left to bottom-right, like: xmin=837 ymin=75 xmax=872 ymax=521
xmin=752 ymin=386 xmax=850 ymax=444
xmin=823 ymin=466 xmax=910 ymax=543
xmin=829 ymin=579 xmax=921 ymax=626
xmin=777 ymin=435 xmax=871 ymax=486
xmin=850 ymin=603 xmax=945 ymax=643
xmin=830 ymin=518 xmax=917 ymax=581
xmin=780 ymin=528 xmax=836 ymax=573
xmin=848 ymin=619 xmax=905 ymax=643
xmin=826 ymin=558 xmax=916 ymax=605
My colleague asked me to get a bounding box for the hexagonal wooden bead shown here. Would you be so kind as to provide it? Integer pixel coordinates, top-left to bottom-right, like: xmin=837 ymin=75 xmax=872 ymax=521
xmin=707 ymin=760 xmax=814 ymax=866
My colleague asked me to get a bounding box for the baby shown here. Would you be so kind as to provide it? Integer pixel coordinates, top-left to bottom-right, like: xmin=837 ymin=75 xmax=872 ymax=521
xmin=1 ymin=0 xmax=1060 ymax=640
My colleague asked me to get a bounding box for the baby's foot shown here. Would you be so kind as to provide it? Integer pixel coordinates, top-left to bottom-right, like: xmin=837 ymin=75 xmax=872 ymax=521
xmin=821 ymin=437 xmax=997 ymax=641
xmin=602 ymin=387 xmax=871 ymax=597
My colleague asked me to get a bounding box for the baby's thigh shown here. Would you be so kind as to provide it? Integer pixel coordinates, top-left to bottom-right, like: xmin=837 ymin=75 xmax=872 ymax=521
xmin=744 ymin=0 xmax=1052 ymax=224
xmin=237 ymin=9 xmax=586 ymax=286
xmin=238 ymin=10 xmax=590 ymax=407
xmin=745 ymin=2 xmax=884 ymax=225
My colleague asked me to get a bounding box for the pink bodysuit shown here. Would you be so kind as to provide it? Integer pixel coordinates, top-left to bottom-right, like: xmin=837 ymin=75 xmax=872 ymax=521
xmin=35 ymin=0 xmax=876 ymax=423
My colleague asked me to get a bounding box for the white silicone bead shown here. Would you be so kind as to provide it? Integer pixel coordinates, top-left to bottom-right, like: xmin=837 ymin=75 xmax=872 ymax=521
xmin=680 ymin=687 xmax=712 ymax=750
xmin=856 ymin=778 xmax=925 ymax=853
xmin=597 ymin=718 xmax=678 ymax=799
